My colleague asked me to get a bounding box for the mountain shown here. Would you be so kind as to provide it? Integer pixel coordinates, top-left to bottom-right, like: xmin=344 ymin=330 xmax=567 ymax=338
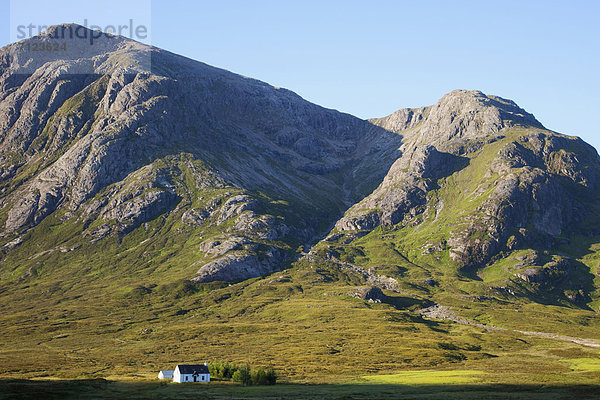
xmin=328 ymin=89 xmax=600 ymax=306
xmin=1 ymin=24 xmax=600 ymax=386
xmin=0 ymin=24 xmax=401 ymax=283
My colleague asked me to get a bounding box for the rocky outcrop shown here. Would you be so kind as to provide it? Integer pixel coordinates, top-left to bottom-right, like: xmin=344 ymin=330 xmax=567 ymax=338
xmin=330 ymin=91 xmax=600 ymax=273
xmin=192 ymin=246 xmax=283 ymax=282
xmin=102 ymin=190 xmax=177 ymax=233
xmin=348 ymin=286 xmax=385 ymax=302
xmin=0 ymin=24 xmax=404 ymax=282
xmin=514 ymin=258 xmax=571 ymax=285
xmin=199 ymin=236 xmax=253 ymax=258
xmin=448 ymin=132 xmax=599 ymax=268
xmin=181 ymin=208 xmax=210 ymax=227
xmin=336 ymin=145 xmax=465 ymax=230
xmin=372 ymin=90 xmax=543 ymax=148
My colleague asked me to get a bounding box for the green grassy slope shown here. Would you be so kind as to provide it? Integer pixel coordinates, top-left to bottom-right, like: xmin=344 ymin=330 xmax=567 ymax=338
xmin=0 ymin=243 xmax=599 ymax=386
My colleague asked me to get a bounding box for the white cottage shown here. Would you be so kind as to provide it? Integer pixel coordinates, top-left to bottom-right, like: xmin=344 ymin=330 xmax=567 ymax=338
xmin=173 ymin=363 xmax=210 ymax=383
xmin=158 ymin=370 xmax=174 ymax=380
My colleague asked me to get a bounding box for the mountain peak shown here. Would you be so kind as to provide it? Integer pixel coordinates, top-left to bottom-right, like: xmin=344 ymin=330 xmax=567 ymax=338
xmin=1 ymin=22 xmax=149 ymax=76
xmin=42 ymin=23 xmax=96 ymax=36
xmin=21 ymin=23 xmax=127 ymax=46
xmin=435 ymin=89 xmax=540 ymax=125
xmin=371 ymin=89 xmax=544 ymax=147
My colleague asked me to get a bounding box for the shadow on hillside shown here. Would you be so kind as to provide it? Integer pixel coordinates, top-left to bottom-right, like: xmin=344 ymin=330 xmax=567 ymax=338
xmin=383 ymin=292 xmax=432 ymax=309
xmin=504 ymin=241 xmax=599 ymax=311
xmin=1 ymin=379 xmax=599 ymax=400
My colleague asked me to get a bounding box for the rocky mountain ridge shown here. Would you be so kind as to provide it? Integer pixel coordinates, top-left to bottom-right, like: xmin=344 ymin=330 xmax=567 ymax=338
xmin=332 ymin=90 xmax=600 ymax=276
xmin=0 ymin=24 xmax=402 ymax=282
xmin=0 ymin=24 xmax=599 ymax=304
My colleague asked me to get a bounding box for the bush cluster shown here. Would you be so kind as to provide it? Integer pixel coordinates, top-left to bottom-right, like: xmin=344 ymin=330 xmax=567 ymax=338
xmin=207 ymin=361 xmax=276 ymax=386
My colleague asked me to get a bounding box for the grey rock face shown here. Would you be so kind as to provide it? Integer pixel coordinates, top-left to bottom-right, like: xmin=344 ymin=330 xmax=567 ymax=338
xmin=514 ymin=258 xmax=570 ymax=285
xmin=229 ymin=211 xmax=289 ymax=240
xmin=181 ymin=208 xmax=210 ymax=227
xmin=216 ymin=195 xmax=257 ymax=224
xmin=199 ymin=236 xmax=253 ymax=258
xmin=0 ymin=24 xmax=402 ymax=282
xmin=192 ymin=245 xmax=283 ymax=282
xmin=103 ymin=189 xmax=177 ymax=233
xmin=331 ymin=91 xmax=600 ymax=272
xmin=336 ymin=145 xmax=465 ymax=230
xmin=446 ymin=132 xmax=599 ymax=269
xmin=372 ymin=90 xmax=543 ymax=148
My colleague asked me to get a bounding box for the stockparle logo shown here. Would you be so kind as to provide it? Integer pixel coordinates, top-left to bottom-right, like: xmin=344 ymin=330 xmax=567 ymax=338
xmin=8 ymin=0 xmax=152 ymax=43
xmin=15 ymin=19 xmax=149 ymax=45
xmin=7 ymin=0 xmax=152 ymax=74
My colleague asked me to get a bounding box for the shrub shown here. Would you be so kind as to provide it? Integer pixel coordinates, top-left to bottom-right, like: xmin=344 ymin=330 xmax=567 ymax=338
xmin=232 ymin=365 xmax=251 ymax=386
xmin=207 ymin=361 xmax=220 ymax=378
xmin=208 ymin=361 xmax=276 ymax=385
xmin=221 ymin=362 xmax=235 ymax=379
xmin=265 ymin=366 xmax=277 ymax=385
xmin=207 ymin=361 xmax=236 ymax=380
xmin=251 ymin=367 xmax=267 ymax=385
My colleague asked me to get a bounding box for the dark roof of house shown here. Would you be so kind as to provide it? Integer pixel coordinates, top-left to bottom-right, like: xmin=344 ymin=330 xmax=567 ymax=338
xmin=175 ymin=364 xmax=209 ymax=374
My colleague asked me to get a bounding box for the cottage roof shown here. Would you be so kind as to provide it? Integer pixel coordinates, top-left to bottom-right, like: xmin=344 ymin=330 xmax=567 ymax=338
xmin=175 ymin=364 xmax=209 ymax=374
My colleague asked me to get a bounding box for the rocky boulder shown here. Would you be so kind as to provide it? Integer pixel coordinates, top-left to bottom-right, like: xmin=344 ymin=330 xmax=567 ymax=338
xmin=348 ymin=286 xmax=386 ymax=302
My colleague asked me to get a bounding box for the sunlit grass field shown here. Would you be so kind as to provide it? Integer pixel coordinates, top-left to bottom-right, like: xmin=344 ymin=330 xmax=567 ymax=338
xmin=1 ymin=254 xmax=599 ymax=399
xmin=362 ymin=370 xmax=486 ymax=384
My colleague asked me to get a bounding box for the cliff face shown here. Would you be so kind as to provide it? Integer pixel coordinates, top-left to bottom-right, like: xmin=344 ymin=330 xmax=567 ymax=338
xmin=0 ymin=24 xmax=401 ymax=282
xmin=1 ymin=25 xmax=600 ymax=304
xmin=333 ymin=90 xmax=600 ymax=275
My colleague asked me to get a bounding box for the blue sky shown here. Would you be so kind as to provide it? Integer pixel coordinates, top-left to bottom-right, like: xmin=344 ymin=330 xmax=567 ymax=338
xmin=2 ymin=0 xmax=599 ymax=150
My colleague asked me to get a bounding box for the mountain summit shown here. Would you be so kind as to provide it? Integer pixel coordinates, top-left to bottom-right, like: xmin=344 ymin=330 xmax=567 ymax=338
xmin=334 ymin=90 xmax=599 ymax=279
xmin=0 ymin=24 xmax=400 ymax=282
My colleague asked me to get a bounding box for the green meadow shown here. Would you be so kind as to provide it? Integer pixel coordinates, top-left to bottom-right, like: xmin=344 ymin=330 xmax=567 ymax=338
xmin=1 ymin=253 xmax=600 ymax=399
xmin=1 ymin=127 xmax=600 ymax=398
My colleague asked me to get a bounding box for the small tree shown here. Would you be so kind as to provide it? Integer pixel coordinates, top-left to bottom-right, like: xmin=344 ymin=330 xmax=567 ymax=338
xmin=265 ymin=366 xmax=277 ymax=385
xmin=217 ymin=361 xmax=225 ymax=379
xmin=223 ymin=361 xmax=235 ymax=379
xmin=207 ymin=361 xmax=220 ymax=378
xmin=251 ymin=367 xmax=267 ymax=386
xmin=232 ymin=365 xmax=251 ymax=386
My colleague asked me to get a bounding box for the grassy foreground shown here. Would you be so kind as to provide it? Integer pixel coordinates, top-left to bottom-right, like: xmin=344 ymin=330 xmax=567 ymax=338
xmin=1 ymin=378 xmax=600 ymax=400
xmin=1 ymin=255 xmax=600 ymax=398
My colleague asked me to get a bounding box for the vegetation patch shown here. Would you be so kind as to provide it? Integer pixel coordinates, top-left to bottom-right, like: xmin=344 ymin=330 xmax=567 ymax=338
xmin=362 ymin=370 xmax=486 ymax=384
xmin=562 ymin=357 xmax=600 ymax=372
